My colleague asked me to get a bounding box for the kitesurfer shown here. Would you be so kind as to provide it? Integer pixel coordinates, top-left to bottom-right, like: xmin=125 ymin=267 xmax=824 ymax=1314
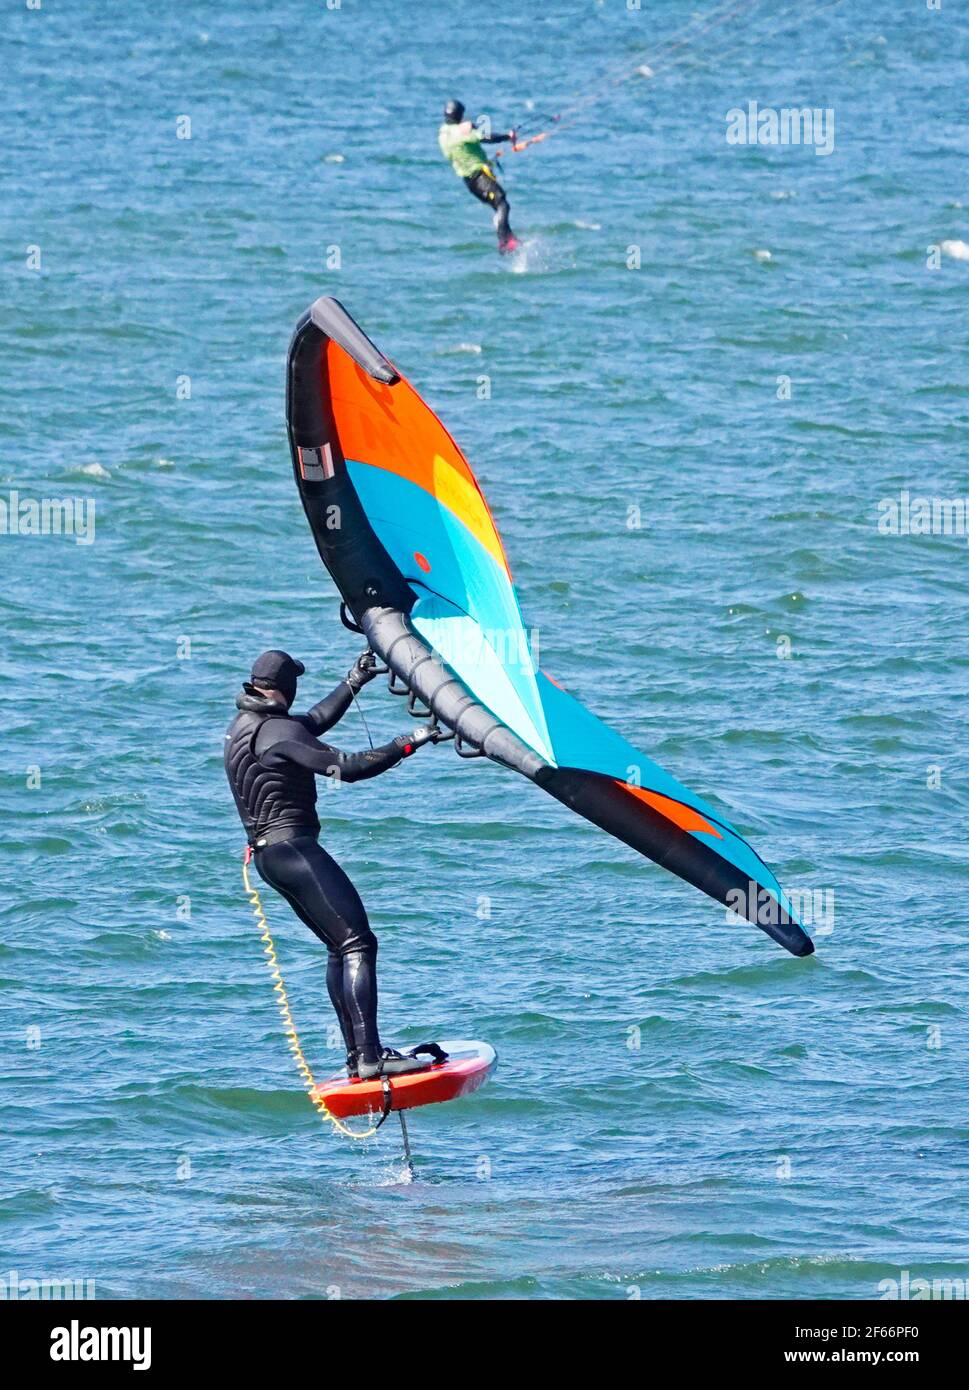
xmin=225 ymin=649 xmax=441 ymax=1079
xmin=438 ymin=98 xmax=520 ymax=254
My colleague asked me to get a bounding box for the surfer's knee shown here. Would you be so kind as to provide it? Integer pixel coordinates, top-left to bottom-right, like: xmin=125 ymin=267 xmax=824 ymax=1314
xmin=336 ymin=925 xmax=377 ymax=957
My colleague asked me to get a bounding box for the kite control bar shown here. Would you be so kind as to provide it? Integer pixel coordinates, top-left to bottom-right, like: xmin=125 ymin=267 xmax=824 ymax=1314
xmin=493 ymin=130 xmax=551 ymax=160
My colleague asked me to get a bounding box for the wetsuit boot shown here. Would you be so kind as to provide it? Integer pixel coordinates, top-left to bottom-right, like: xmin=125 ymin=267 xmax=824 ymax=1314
xmin=357 ymin=1048 xmax=435 ymax=1080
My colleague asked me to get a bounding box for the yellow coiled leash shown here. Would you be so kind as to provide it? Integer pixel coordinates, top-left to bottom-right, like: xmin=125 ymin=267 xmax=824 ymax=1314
xmin=241 ymin=850 xmax=381 ymax=1141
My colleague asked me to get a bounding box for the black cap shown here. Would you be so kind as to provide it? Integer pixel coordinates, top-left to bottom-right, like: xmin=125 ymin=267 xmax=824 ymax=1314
xmin=444 ymin=99 xmax=465 ymax=124
xmin=250 ymin=650 xmax=305 ymax=703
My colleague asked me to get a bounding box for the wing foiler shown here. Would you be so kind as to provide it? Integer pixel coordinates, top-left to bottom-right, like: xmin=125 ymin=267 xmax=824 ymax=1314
xmin=286 ymin=297 xmax=813 ymax=957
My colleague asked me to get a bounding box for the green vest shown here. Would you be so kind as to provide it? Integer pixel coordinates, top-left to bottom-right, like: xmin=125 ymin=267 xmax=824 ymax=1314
xmin=438 ymin=122 xmax=490 ymax=179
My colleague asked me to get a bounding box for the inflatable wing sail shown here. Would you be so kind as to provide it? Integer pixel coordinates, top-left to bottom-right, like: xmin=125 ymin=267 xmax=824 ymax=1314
xmin=287 ymin=297 xmax=813 ymax=957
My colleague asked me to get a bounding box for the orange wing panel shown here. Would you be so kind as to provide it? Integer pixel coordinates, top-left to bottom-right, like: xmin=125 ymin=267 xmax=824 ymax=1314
xmin=325 ymin=341 xmax=511 ymax=577
xmin=621 ymin=783 xmax=724 ymax=840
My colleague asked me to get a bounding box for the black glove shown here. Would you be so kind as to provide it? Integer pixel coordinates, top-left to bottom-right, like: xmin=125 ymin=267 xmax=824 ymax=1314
xmin=346 ymin=650 xmax=378 ymax=693
xmin=396 ymin=725 xmax=441 ymax=756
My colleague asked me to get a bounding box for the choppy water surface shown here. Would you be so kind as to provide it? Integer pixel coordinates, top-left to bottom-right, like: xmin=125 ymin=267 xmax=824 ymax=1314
xmin=2 ymin=2 xmax=968 ymax=1299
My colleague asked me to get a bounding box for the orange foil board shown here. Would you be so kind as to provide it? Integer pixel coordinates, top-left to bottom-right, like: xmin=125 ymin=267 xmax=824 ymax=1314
xmin=311 ymin=1040 xmax=497 ymax=1119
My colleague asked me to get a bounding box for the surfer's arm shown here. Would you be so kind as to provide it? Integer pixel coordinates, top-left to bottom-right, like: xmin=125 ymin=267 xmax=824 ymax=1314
xmin=264 ymin=720 xmax=438 ymax=783
xmin=303 ymin=652 xmax=379 ymax=733
xmin=260 ymin=722 xmax=412 ymax=783
xmin=466 ymin=118 xmax=515 ymax=144
xmin=266 ymin=734 xmax=404 ymax=782
xmin=303 ymin=683 xmax=354 ymax=734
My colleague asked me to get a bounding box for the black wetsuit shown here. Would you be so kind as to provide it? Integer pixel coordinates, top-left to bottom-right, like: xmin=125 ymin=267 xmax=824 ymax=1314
xmin=464 ymin=166 xmax=514 ymax=244
xmin=224 ymin=680 xmax=407 ymax=1065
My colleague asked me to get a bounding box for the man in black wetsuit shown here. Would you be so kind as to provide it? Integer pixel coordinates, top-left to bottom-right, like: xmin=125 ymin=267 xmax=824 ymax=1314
xmin=224 ymin=648 xmax=439 ymax=1080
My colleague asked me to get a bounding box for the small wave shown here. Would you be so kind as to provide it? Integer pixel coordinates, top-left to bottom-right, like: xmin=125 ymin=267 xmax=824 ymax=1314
xmin=668 ymin=957 xmax=823 ymax=992
xmin=394 ymin=1275 xmax=543 ymax=1300
xmin=67 ymin=461 xmax=110 ymax=480
xmin=0 ymin=1187 xmax=61 ymax=1218
xmin=940 ymin=239 xmax=969 ymax=262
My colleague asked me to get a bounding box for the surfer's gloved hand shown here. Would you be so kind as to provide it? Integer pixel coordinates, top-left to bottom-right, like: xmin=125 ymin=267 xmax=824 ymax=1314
xmin=395 ymin=725 xmax=440 ymax=756
xmin=346 ymin=650 xmax=378 ymax=692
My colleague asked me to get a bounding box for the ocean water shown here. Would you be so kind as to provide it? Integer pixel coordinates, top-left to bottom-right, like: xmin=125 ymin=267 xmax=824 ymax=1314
xmin=2 ymin=0 xmax=968 ymax=1301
